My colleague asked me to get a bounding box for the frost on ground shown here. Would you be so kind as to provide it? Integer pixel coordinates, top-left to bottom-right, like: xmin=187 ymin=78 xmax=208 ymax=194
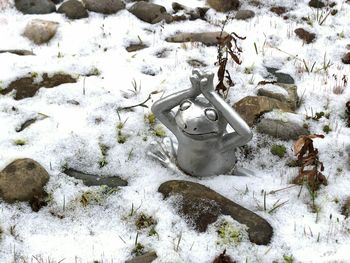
xmin=0 ymin=0 xmax=350 ymax=262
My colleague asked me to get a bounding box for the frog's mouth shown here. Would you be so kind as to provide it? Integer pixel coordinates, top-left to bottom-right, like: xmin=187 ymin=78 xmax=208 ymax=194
xmin=182 ymin=130 xmax=218 ymax=136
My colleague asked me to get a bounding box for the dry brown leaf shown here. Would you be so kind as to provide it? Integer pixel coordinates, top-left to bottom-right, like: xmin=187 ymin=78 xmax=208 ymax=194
xmin=213 ymin=250 xmax=236 ymax=263
xmin=293 ymin=137 xmax=307 ymax=156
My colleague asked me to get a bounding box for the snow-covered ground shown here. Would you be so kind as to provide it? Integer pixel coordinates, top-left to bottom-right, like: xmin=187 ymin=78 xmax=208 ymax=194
xmin=1 ymin=0 xmax=350 ymax=262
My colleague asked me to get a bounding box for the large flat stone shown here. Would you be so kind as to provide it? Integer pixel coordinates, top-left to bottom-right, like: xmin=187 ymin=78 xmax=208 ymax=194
xmin=15 ymin=0 xmax=56 ymax=14
xmin=128 ymin=1 xmax=172 ymax=24
xmin=83 ymin=0 xmax=125 ymax=14
xmin=233 ymin=96 xmax=293 ymax=126
xmin=159 ymin=180 xmax=273 ymax=245
xmin=257 ymin=110 xmax=310 ymax=140
xmin=166 ymin=31 xmax=229 ymax=46
xmin=266 ymin=67 xmax=295 ymax=84
xmin=1 ymin=73 xmax=76 ymax=100
xmin=257 ymin=83 xmax=299 ymax=110
xmin=64 ymin=169 xmax=128 ymax=187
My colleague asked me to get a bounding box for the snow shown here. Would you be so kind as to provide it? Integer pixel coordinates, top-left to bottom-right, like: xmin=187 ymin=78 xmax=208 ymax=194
xmin=263 ymin=110 xmax=305 ymax=125
xmin=1 ymin=0 xmax=350 ymax=262
xmin=260 ymin=84 xmax=290 ymax=97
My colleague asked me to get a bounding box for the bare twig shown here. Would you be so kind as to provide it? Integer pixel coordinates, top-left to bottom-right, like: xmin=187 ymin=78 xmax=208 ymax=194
xmin=118 ymin=91 xmax=159 ymax=111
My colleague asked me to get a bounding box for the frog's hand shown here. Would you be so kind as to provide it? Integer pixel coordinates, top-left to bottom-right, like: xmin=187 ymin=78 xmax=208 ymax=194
xmin=162 ymin=137 xmax=177 ymax=160
xmin=221 ymin=131 xmax=252 ymax=152
xmin=152 ymin=73 xmax=201 ymax=137
xmin=200 ymin=81 xmax=252 ymax=149
xmin=147 ymin=148 xmax=179 ymax=172
xmin=147 ymin=138 xmax=177 ymax=166
xmin=147 ymin=150 xmax=170 ymax=165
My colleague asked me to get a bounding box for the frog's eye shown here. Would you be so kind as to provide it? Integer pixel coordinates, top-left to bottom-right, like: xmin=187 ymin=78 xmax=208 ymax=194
xmin=205 ymin=108 xmax=218 ymax=121
xmin=179 ymin=100 xmax=191 ymax=111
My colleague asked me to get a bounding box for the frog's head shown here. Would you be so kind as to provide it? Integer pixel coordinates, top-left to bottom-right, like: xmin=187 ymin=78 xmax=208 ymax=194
xmin=175 ymin=98 xmax=226 ymax=140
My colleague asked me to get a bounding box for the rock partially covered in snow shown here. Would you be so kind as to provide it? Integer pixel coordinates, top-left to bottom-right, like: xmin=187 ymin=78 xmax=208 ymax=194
xmin=258 ymin=83 xmax=299 ymax=110
xmin=58 ymin=0 xmax=89 ymax=19
xmin=1 ymin=73 xmax=76 ymax=100
xmin=23 ymin=19 xmax=59 ymax=45
xmin=128 ymin=1 xmax=172 ymax=24
xmin=233 ymin=96 xmax=293 ymax=126
xmin=207 ymin=0 xmax=239 ymax=12
xmin=309 ymin=0 xmax=325 ymax=8
xmin=235 ymin=10 xmax=255 ymax=20
xmin=15 ymin=0 xmax=56 ymax=14
xmin=342 ymin=52 xmax=350 ymax=64
xmin=257 ymin=110 xmax=309 ymax=140
xmin=0 ymin=49 xmax=34 ymax=56
xmin=83 ymin=0 xmax=125 ymax=14
xmin=166 ymin=31 xmax=229 ymax=46
xmin=172 ymin=2 xmax=208 ymax=21
xmin=0 ymin=159 xmax=49 ymax=203
xmin=342 ymin=198 xmax=350 ymax=218
xmin=126 ymin=251 xmax=157 ymax=263
xmin=266 ymin=67 xmax=295 ymax=84
xmin=63 ymin=169 xmax=128 ymax=187
xmin=159 ymin=180 xmax=273 ymax=245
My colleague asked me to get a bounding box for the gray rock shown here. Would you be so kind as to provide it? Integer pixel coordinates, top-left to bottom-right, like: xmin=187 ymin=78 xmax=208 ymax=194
xmin=166 ymin=31 xmax=229 ymax=46
xmin=1 ymin=73 xmax=76 ymax=100
xmin=309 ymin=0 xmax=325 ymax=8
xmin=126 ymin=43 xmax=148 ymax=52
xmin=129 ymin=1 xmax=172 ymax=24
xmin=23 ymin=19 xmax=59 ymax=45
xmin=58 ymin=0 xmax=88 ymax=19
xmin=126 ymin=251 xmax=157 ymax=263
xmin=63 ymin=169 xmax=128 ymax=187
xmin=257 ymin=83 xmax=299 ymax=110
xmin=83 ymin=0 xmax=125 ymax=14
xmin=233 ymin=96 xmax=293 ymax=126
xmin=0 ymin=159 xmax=49 ymax=203
xmin=15 ymin=0 xmax=56 ymax=14
xmin=342 ymin=197 xmax=350 ymax=218
xmin=342 ymin=52 xmax=350 ymax=64
xmin=0 ymin=50 xmax=34 ymax=56
xmin=172 ymin=2 xmax=185 ymax=12
xmin=207 ymin=0 xmax=240 ymax=12
xmin=16 ymin=114 xmax=48 ymax=132
xmin=235 ymin=10 xmax=255 ymax=20
xmin=172 ymin=2 xmax=208 ymax=21
xmin=266 ymin=67 xmax=295 ymax=84
xmin=189 ymin=7 xmax=209 ymax=20
xmin=159 ymin=180 xmax=273 ymax=245
xmin=257 ymin=110 xmax=309 ymax=140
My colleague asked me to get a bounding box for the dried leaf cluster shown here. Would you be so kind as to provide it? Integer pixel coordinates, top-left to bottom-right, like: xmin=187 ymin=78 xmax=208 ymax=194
xmin=215 ymin=28 xmax=245 ymax=96
xmin=292 ymin=135 xmax=327 ymax=191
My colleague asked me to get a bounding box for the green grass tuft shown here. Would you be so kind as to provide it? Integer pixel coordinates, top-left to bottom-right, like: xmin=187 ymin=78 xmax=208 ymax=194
xmin=271 ymin=144 xmax=286 ymax=158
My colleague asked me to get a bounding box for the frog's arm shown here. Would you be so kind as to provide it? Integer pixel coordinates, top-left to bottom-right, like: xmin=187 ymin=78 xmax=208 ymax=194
xmin=152 ymin=73 xmax=201 ymax=136
xmin=200 ymin=77 xmax=252 ymax=150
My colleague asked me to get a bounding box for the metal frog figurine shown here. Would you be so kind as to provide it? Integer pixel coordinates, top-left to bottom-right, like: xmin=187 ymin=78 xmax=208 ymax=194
xmin=149 ymin=70 xmax=253 ymax=177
